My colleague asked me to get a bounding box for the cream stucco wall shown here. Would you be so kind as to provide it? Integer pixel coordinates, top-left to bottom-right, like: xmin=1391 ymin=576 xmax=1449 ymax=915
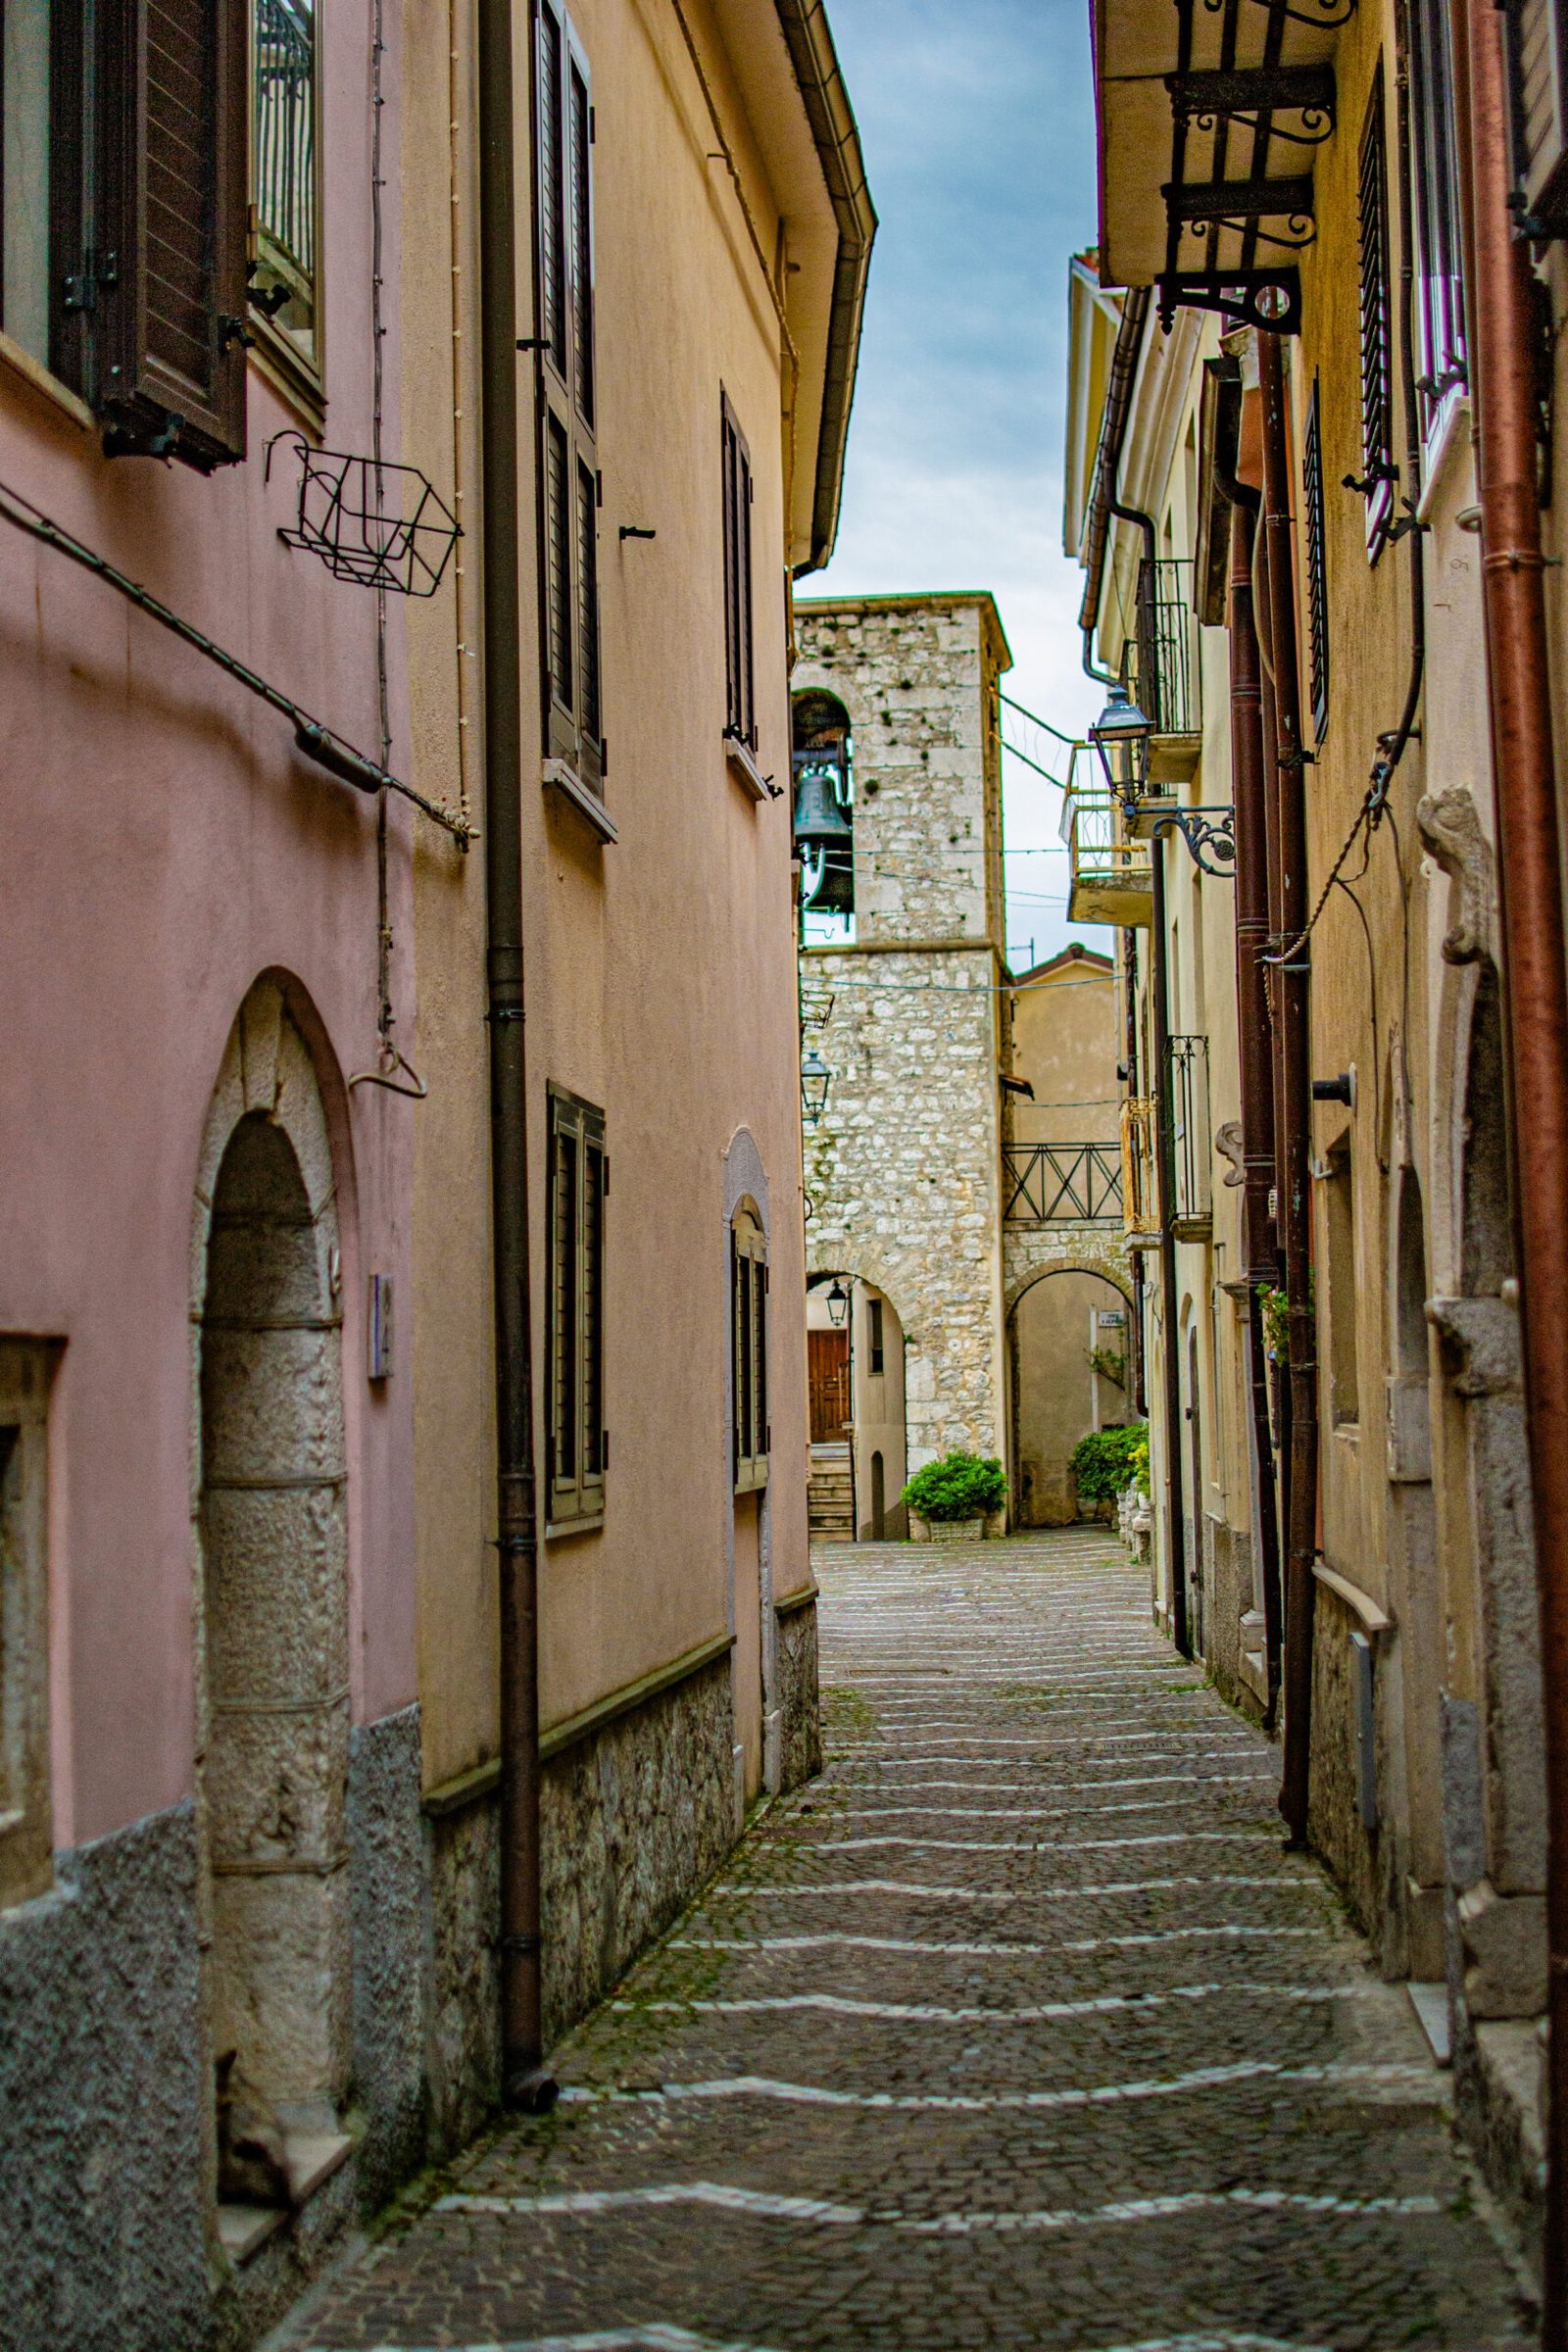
xmin=404 ymin=0 xmax=829 ymax=1801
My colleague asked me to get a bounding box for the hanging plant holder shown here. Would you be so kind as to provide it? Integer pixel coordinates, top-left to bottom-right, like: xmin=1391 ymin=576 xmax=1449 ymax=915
xmin=266 ymin=432 xmax=460 ymax=597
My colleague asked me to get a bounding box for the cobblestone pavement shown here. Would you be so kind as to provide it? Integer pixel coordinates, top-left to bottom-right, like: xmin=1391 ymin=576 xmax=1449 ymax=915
xmin=275 ymin=1533 xmax=1538 ymax=2352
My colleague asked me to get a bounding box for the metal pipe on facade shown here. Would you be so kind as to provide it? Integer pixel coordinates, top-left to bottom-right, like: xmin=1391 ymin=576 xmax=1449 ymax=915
xmin=1252 ymin=524 xmax=1294 ymax=1597
xmin=476 ymin=0 xmax=555 ymax=2113
xmin=1458 ymin=0 xmax=1568 ymax=2327
xmin=1123 ymin=926 xmax=1149 ymax=1419
xmin=1148 ymin=839 xmax=1192 ymax=1660
xmin=1225 ymin=490 xmax=1285 ymax=1722
xmin=1257 ymin=329 xmax=1319 ymax=1846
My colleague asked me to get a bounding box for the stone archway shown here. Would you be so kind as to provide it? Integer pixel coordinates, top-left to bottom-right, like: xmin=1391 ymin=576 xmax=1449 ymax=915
xmin=193 ymin=978 xmax=351 ymax=2185
xmin=1008 ymin=1260 xmax=1134 ymax=1527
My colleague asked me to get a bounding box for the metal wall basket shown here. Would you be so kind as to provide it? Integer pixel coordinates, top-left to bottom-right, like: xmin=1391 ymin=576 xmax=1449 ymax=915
xmin=267 ymin=433 xmax=460 ymax=598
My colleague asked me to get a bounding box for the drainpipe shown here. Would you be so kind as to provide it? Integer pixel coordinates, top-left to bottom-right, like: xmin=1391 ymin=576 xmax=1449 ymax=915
xmin=1147 ymin=835 xmax=1192 ymax=1659
xmin=1458 ymin=0 xmax=1568 ymax=2328
xmin=477 ymin=0 xmax=555 ymax=2113
xmin=1123 ymin=926 xmax=1149 ymax=1419
xmin=1221 ymin=477 xmax=1285 ymax=1725
xmin=1256 ymin=329 xmax=1318 ymax=1845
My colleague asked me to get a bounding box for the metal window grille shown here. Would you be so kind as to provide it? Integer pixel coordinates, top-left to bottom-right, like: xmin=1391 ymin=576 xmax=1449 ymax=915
xmin=1124 ymin=558 xmax=1200 ymax=738
xmin=254 ymin=0 xmax=315 ymax=301
xmin=1003 ymin=1144 xmax=1124 ymax=1226
xmin=1303 ymin=377 xmax=1330 ymax=745
xmin=1167 ymin=1034 xmax=1212 ymax=1234
xmin=1356 ymin=72 xmax=1396 ymax=558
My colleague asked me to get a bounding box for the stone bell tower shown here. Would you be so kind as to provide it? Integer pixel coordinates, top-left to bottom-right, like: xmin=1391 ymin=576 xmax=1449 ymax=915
xmin=794 ymin=592 xmax=1012 ymax=1517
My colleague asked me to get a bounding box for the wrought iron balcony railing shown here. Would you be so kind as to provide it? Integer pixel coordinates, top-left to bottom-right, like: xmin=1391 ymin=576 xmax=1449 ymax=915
xmin=1120 ymin=1100 xmax=1160 ymax=1242
xmin=1061 ymin=748 xmax=1152 ymax=928
xmin=1167 ymin=1032 xmax=1212 ymax=1237
xmin=1004 ymin=1143 xmax=1123 ymax=1226
xmin=1123 ymin=557 xmax=1201 ymax=782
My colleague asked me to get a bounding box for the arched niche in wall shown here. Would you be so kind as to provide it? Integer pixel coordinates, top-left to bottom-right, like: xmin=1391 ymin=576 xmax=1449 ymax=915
xmin=192 ymin=976 xmax=351 ymax=2174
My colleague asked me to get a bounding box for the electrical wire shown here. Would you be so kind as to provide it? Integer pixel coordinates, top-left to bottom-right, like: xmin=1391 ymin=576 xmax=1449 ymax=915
xmin=0 ymin=476 xmax=470 ymax=840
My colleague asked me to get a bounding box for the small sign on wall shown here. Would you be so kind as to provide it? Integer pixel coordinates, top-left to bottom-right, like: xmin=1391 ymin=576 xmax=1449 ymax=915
xmin=368 ymin=1274 xmax=394 ymax=1382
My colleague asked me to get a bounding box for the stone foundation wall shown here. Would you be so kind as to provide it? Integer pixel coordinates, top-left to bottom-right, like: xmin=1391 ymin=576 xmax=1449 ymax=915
xmin=775 ymin=1596 xmax=823 ymax=1791
xmin=348 ymin=1705 xmax=426 ymax=2209
xmin=0 ymin=1804 xmax=209 ymax=2352
xmin=1307 ymin=1585 xmax=1382 ymax=1953
xmin=423 ymin=1791 xmax=502 ymax=2157
xmin=540 ymin=1653 xmax=736 ymax=2043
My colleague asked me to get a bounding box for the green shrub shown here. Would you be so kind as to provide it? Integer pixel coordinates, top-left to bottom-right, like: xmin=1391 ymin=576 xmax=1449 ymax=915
xmin=902 ymin=1450 xmax=1007 ymax=1523
xmin=1071 ymin=1423 xmax=1147 ymax=1504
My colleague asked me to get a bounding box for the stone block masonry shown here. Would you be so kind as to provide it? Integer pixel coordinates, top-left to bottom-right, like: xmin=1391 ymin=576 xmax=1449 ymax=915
xmin=797 ymin=595 xmax=1012 ymax=1483
xmin=806 ymin=944 xmax=1005 ymax=1468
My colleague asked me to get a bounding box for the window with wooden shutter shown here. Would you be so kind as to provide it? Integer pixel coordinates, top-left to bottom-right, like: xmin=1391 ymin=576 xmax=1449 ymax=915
xmin=534 ymin=0 xmax=602 ymax=793
xmin=732 ymin=1207 xmax=768 ymax=1494
xmin=96 ymin=0 xmax=249 ymax=466
xmin=721 ymin=394 xmax=756 ymax=753
xmin=547 ymin=1087 xmax=606 ymax=1527
xmin=1409 ymin=0 xmax=1467 ymax=433
xmin=1302 ymin=374 xmax=1329 ymax=746
xmin=1352 ymin=71 xmax=1396 ymax=561
xmin=1502 ymin=0 xmax=1568 ymax=237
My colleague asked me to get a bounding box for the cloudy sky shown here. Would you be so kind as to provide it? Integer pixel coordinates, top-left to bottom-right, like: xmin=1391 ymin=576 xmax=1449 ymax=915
xmin=808 ymin=0 xmax=1102 ymax=965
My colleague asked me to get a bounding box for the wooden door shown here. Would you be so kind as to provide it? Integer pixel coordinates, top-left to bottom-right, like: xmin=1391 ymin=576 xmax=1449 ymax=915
xmin=808 ymin=1328 xmax=851 ymax=1443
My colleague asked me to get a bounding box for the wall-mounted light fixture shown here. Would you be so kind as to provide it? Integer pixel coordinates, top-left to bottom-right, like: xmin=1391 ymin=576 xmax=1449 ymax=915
xmin=826 ymin=1279 xmax=850 ymax=1328
xmin=801 ymin=1046 xmax=831 ymax=1129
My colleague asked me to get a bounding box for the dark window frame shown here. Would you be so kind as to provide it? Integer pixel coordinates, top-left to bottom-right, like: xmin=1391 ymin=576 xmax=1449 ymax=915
xmin=248 ymin=0 xmax=321 ymax=414
xmin=1302 ymin=373 xmax=1330 ymax=746
xmin=1354 ymin=67 xmax=1396 ymax=563
xmin=547 ymin=1084 xmax=607 ymax=1529
xmin=721 ymin=391 xmax=756 ymax=754
xmin=732 ymin=1206 xmax=768 ymax=1494
xmin=533 ymin=0 xmax=603 ymax=793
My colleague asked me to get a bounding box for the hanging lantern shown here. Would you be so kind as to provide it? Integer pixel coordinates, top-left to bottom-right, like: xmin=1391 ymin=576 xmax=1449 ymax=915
xmin=801 ymin=1045 xmax=831 ymax=1128
xmin=826 ymin=1278 xmax=850 ymax=1328
xmin=1089 ymin=679 xmax=1154 ymax=806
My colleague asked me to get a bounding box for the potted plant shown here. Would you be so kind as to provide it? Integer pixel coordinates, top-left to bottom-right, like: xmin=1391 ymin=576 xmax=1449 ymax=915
xmin=902 ymin=1451 xmax=1006 ymax=1543
xmin=1069 ymin=1423 xmax=1147 ymax=1526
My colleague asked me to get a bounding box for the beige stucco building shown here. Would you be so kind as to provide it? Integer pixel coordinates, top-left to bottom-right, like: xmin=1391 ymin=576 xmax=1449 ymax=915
xmin=402 ymin=0 xmax=873 ymax=2134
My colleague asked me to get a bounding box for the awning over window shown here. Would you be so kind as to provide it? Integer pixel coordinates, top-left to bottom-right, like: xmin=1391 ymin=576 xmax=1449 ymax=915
xmin=1094 ymin=0 xmax=1354 ymax=334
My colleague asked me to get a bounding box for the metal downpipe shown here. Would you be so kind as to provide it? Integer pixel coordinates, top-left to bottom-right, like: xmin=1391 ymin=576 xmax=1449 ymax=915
xmin=1257 ymin=328 xmax=1319 ymax=1846
xmin=477 ymin=0 xmax=554 ymax=2113
xmin=1226 ymin=491 xmax=1284 ymax=1723
xmin=1458 ymin=0 xmax=1568 ymax=2328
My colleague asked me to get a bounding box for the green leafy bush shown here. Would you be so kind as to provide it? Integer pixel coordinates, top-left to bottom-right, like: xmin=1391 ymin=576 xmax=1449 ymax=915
xmin=902 ymin=1450 xmax=1007 ymax=1523
xmin=1071 ymin=1423 xmax=1147 ymax=1504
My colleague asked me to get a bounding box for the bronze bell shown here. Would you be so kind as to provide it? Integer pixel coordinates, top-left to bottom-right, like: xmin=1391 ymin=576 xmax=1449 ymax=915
xmin=792 ymin=765 xmax=854 ymax=855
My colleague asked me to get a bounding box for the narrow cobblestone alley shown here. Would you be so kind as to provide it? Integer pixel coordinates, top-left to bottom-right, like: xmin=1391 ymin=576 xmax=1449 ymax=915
xmin=273 ymin=1535 xmax=1539 ymax=2352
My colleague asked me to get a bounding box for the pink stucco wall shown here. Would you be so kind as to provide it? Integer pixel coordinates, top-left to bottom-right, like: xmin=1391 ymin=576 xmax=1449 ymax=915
xmin=0 ymin=0 xmax=419 ymax=1847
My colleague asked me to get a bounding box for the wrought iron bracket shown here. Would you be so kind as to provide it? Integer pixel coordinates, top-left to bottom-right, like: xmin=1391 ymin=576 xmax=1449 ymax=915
xmin=1157 ymin=269 xmax=1302 ymax=335
xmin=1138 ymin=803 xmax=1238 ymax=878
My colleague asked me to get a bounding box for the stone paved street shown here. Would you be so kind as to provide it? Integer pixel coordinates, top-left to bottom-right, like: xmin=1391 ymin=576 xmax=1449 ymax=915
xmin=273 ymin=1534 xmax=1539 ymax=2352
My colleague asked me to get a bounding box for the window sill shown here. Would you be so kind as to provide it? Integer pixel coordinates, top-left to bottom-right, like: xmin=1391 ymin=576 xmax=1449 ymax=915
xmin=724 ymin=733 xmax=773 ymax=803
xmin=545 ymin=1510 xmax=606 ymax=1541
xmin=734 ymin=1464 xmax=769 ymax=1495
xmin=544 ymin=759 xmax=617 ymax=842
xmin=1416 ymin=392 xmax=1472 ymax=524
xmin=0 ymin=330 xmax=94 ymax=433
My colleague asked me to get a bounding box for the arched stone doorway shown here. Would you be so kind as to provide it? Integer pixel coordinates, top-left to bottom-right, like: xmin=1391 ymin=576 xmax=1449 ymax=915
xmin=194 ymin=983 xmax=350 ymax=2187
xmin=1010 ymin=1266 xmax=1132 ymax=1526
xmin=806 ymin=1272 xmax=906 ymax=1539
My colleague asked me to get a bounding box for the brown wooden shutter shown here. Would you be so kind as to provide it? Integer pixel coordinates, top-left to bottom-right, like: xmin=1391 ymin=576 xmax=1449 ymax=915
xmin=534 ymin=0 xmax=602 ymax=789
xmin=1353 ymin=71 xmax=1395 ymax=559
xmin=97 ymin=0 xmax=248 ymax=466
xmin=1302 ymin=375 xmax=1330 ymax=746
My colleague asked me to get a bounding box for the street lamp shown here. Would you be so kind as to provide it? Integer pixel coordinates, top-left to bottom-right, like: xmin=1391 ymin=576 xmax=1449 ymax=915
xmin=801 ymin=1045 xmax=831 ymax=1129
xmin=1091 ymin=677 xmax=1236 ymax=876
xmin=1088 ymin=680 xmax=1154 ymax=808
xmin=826 ymin=1278 xmax=850 ymax=1327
